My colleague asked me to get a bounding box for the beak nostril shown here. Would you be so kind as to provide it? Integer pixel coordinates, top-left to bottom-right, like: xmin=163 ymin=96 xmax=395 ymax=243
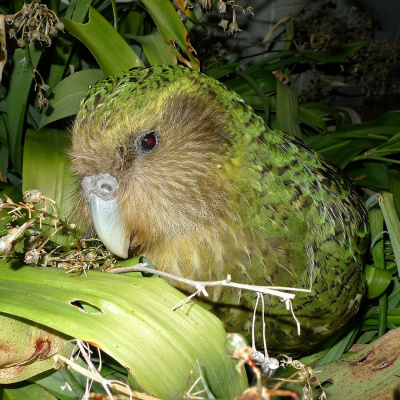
xmin=82 ymin=173 xmax=120 ymax=202
xmin=101 ymin=184 xmax=112 ymax=192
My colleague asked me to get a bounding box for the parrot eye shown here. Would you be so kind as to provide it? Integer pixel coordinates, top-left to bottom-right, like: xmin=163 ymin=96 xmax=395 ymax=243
xmin=135 ymin=131 xmax=159 ymax=154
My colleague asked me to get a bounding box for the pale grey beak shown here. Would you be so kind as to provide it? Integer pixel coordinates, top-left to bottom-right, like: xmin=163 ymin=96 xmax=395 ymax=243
xmin=81 ymin=174 xmax=129 ymax=258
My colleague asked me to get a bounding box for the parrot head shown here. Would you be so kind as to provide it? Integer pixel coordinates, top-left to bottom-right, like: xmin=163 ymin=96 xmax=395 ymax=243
xmin=71 ymin=65 xmax=258 ymax=263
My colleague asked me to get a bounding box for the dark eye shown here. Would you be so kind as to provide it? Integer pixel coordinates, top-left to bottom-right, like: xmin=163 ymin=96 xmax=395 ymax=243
xmin=135 ymin=131 xmax=159 ymax=154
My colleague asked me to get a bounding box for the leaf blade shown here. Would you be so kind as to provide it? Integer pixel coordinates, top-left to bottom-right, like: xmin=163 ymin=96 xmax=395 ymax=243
xmin=61 ymin=7 xmax=143 ymax=76
xmin=6 ymin=47 xmax=42 ymax=172
xmin=39 ymin=69 xmax=104 ymax=129
xmin=0 ymin=261 xmax=248 ymax=399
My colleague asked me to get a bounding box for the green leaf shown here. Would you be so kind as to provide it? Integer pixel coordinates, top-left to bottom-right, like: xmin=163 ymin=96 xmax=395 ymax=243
xmin=0 ymin=107 xmax=7 ymax=143
xmin=0 ymin=146 xmax=8 ymax=181
xmin=130 ymin=30 xmax=176 ymax=66
xmin=32 ymin=358 xmax=107 ymax=400
xmin=368 ymin=207 xmax=388 ymax=336
xmin=300 ymin=41 xmax=367 ymax=62
xmin=119 ymin=10 xmax=145 ymax=37
xmin=141 ymin=0 xmax=199 ymax=70
xmin=46 ymin=37 xmax=76 ymax=92
xmin=298 ymin=105 xmax=327 ymax=132
xmin=369 ymin=208 xmax=385 ymax=270
xmin=388 ymin=287 xmax=400 ymax=309
xmin=276 ymin=79 xmax=302 ymax=138
xmin=0 ymin=382 xmax=58 ymax=400
xmin=371 ymin=132 xmax=400 ymax=159
xmin=32 ymin=367 xmax=90 ymax=400
xmin=6 ymin=46 xmax=42 ymax=172
xmin=0 ymin=185 xmax=23 ymax=211
xmin=47 ymin=1 xmax=93 ymax=90
xmin=356 ymin=330 xmax=378 ymax=344
xmin=379 ymin=192 xmax=400 ymax=277
xmin=225 ymin=70 xmax=276 ymax=97
xmin=22 ymin=129 xmax=80 ymax=246
xmin=390 ymin=172 xmax=400 ymax=215
xmin=64 ymin=0 xmax=94 ymax=22
xmin=204 ymin=63 xmax=238 ymax=80
xmin=236 ymin=70 xmax=270 ymax=123
xmin=327 ymin=111 xmax=400 ymax=140
xmin=284 ymin=21 xmax=294 ymax=51
xmin=61 ymin=7 xmax=143 ymax=76
xmin=0 ymin=261 xmax=248 ymax=399
xmin=315 ymin=328 xmax=356 ymax=366
xmin=245 ymin=42 xmax=367 ymax=75
xmin=39 ymin=69 xmax=104 ymax=129
xmin=301 ymin=102 xmax=344 ymax=126
xmin=364 ymin=264 xmax=392 ymax=299
xmin=0 ymin=314 xmax=73 ymax=384
xmin=346 ymin=163 xmax=390 ymax=191
xmin=173 ymin=0 xmax=199 ymax=26
xmin=306 ymin=137 xmax=377 ymax=169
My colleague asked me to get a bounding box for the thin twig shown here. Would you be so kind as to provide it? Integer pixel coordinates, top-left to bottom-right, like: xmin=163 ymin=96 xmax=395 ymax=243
xmin=109 ymin=263 xmax=311 ymax=301
xmin=54 ymin=340 xmax=158 ymax=400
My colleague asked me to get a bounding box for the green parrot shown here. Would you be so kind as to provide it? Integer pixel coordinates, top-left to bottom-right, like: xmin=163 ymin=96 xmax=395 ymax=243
xmin=70 ymin=65 xmax=369 ymax=354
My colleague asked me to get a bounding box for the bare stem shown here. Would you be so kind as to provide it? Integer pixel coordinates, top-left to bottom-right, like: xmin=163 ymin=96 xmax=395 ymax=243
xmin=109 ymin=263 xmax=311 ymax=301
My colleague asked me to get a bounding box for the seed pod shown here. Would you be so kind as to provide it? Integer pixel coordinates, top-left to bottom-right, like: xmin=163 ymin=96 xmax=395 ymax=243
xmin=0 ymin=235 xmax=12 ymax=254
xmin=217 ymin=1 xmax=226 ymax=13
xmin=24 ymin=249 xmax=40 ymax=265
xmin=24 ymin=189 xmax=43 ymax=204
xmin=28 ymin=18 xmax=36 ymax=28
xmin=55 ymin=21 xmax=64 ymax=32
xmin=17 ymin=38 xmax=25 ymax=48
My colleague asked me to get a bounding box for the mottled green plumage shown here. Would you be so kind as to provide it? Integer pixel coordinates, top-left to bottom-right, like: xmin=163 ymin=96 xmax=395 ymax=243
xmin=71 ymin=65 xmax=368 ymax=353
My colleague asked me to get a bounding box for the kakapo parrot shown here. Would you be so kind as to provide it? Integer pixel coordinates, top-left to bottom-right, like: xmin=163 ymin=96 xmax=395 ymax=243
xmin=70 ymin=64 xmax=368 ymax=354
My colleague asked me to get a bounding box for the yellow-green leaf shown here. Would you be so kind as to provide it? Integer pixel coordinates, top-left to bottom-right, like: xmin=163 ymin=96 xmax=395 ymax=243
xmin=22 ymin=129 xmax=80 ymax=247
xmin=0 ymin=261 xmax=248 ymax=399
xmin=61 ymin=7 xmax=143 ymax=76
xmin=364 ymin=264 xmax=392 ymax=299
xmin=379 ymin=192 xmax=400 ymax=276
xmin=39 ymin=69 xmax=104 ymax=129
xmin=141 ymin=0 xmax=199 ymax=70
xmin=6 ymin=47 xmax=42 ymax=172
xmin=1 ymin=382 xmax=58 ymax=399
xmin=0 ymin=314 xmax=73 ymax=384
xmin=276 ymin=79 xmax=302 ymax=138
xmin=130 ymin=30 xmax=176 ymax=66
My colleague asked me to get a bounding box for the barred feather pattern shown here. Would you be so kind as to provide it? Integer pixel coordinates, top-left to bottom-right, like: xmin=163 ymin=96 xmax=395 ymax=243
xmin=71 ymin=65 xmax=369 ymax=353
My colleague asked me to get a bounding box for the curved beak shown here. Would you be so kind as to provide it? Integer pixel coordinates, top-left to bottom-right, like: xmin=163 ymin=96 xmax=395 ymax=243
xmin=81 ymin=174 xmax=130 ymax=258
